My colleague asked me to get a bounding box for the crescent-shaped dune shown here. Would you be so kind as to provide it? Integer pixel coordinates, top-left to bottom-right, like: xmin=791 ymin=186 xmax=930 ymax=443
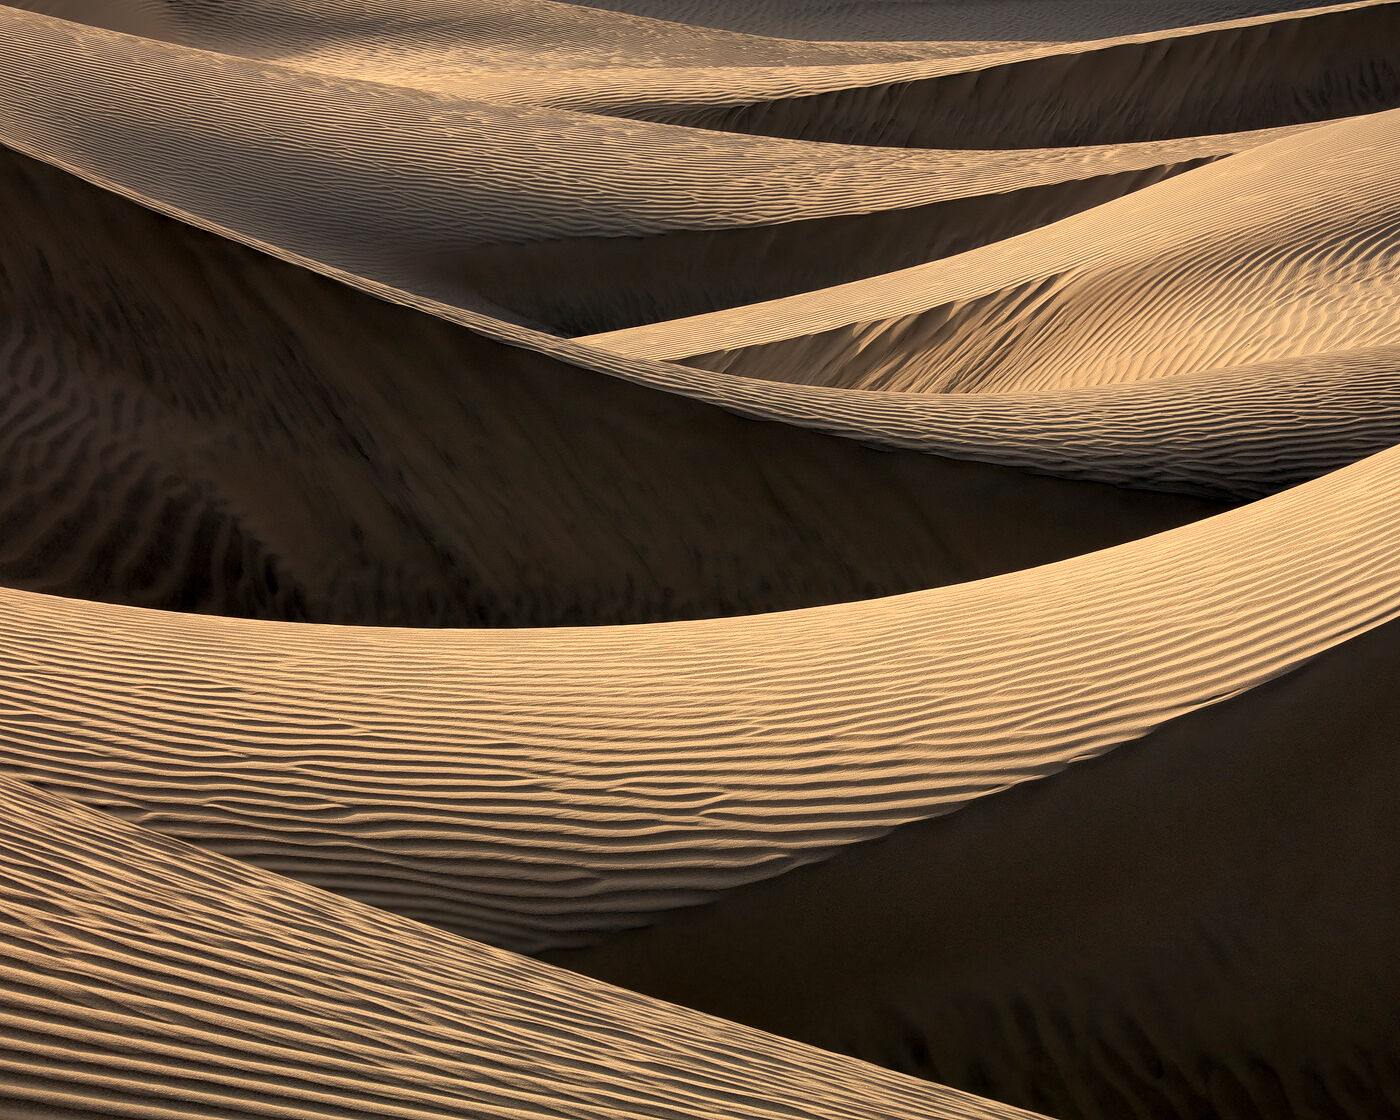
xmin=0 ymin=440 xmax=1395 ymax=951
xmin=549 ymin=616 xmax=1400 ymax=1118
xmin=0 ymin=775 xmax=1045 ymax=1120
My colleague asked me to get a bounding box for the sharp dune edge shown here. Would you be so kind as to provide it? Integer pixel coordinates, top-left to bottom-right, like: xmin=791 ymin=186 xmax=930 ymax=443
xmin=0 ymin=442 xmax=1396 ymax=950
xmin=583 ymin=108 xmax=1400 ymax=384
xmin=0 ymin=1 xmax=1398 ymax=1118
xmin=0 ymin=775 xmax=1044 ymax=1120
xmin=551 ymin=616 xmax=1400 ymax=1118
xmin=0 ymin=142 xmax=1223 ymax=624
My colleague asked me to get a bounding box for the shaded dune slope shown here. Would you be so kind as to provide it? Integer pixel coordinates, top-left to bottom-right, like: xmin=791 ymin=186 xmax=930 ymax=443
xmin=0 ymin=445 xmax=1395 ymax=951
xmin=585 ymin=109 xmax=1400 ymax=397
xmin=566 ymin=0 xmax=1314 ymax=41
xmin=0 ymin=5 xmax=1295 ymax=335
xmin=552 ymin=616 xmax=1400 ymax=1119
xmin=0 ymin=776 xmax=1044 ymax=1120
xmin=603 ymin=3 xmax=1400 ymax=149
xmin=0 ymin=141 xmax=1224 ymax=626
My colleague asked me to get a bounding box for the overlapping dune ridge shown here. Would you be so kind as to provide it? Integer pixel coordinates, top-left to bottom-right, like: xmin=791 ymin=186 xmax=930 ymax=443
xmin=0 ymin=1 xmax=1397 ymax=1119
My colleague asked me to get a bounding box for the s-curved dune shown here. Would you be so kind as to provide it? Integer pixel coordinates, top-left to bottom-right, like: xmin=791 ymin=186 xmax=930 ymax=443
xmin=1 ymin=3 xmax=1306 ymax=335
xmin=0 ymin=139 xmax=1223 ymax=625
xmin=0 ymin=441 xmax=1396 ymax=952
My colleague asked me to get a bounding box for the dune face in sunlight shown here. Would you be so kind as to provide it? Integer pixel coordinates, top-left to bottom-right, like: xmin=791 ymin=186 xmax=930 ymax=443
xmin=0 ymin=2 xmax=1396 ymax=1119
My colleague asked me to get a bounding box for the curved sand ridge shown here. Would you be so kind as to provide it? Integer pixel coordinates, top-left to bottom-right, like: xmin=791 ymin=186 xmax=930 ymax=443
xmin=551 ymin=617 xmax=1400 ymax=1119
xmin=533 ymin=2 xmax=1400 ymax=149
xmin=0 ymin=776 xmax=1044 ymax=1120
xmin=0 ymin=141 xmax=1222 ymax=625
xmin=0 ymin=4 xmax=1299 ymax=335
xmin=11 ymin=3 xmax=1395 ymax=150
xmin=565 ymin=0 xmax=1312 ymax=41
xmin=0 ymin=441 xmax=1398 ymax=950
xmin=583 ymin=107 xmax=1400 ymax=393
xmin=634 ymin=347 xmax=1400 ymax=501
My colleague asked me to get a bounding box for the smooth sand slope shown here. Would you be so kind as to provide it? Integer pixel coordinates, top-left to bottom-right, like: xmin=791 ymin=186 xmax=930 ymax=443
xmin=0 ymin=4 xmax=1301 ymax=335
xmin=0 ymin=775 xmax=1045 ymax=1120
xmin=0 ymin=141 xmax=1223 ymax=625
xmin=0 ymin=443 xmax=1396 ymax=952
xmin=551 ymin=617 xmax=1400 ymax=1119
xmin=585 ymin=108 xmax=1400 ymax=395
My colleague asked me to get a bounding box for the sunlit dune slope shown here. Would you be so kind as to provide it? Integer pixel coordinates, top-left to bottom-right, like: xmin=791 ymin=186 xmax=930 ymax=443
xmin=0 ymin=775 xmax=1046 ymax=1120
xmin=585 ymin=109 xmax=1400 ymax=396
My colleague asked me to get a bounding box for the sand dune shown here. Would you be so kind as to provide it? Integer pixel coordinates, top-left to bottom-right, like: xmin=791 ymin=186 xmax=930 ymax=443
xmin=1 ymin=0 xmax=1397 ymax=1115
xmin=0 ymin=775 xmax=1044 ymax=1120
xmin=562 ymin=3 xmax=1400 ymax=149
xmin=1 ymin=4 xmax=1305 ymax=335
xmin=551 ymin=616 xmax=1400 ymax=1119
xmin=585 ymin=109 xmax=1400 ymax=394
xmin=0 ymin=140 xmax=1222 ymax=625
xmin=567 ymin=0 xmax=1315 ymax=41
xmin=0 ymin=442 xmax=1395 ymax=952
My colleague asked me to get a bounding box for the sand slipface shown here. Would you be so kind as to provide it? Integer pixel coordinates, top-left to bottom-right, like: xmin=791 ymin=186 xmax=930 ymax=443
xmin=0 ymin=1 xmax=1397 ymax=1119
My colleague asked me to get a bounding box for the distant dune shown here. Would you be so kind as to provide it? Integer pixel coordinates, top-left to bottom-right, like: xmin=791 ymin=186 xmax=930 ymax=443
xmin=0 ymin=1 xmax=1396 ymax=1118
xmin=0 ymin=444 xmax=1395 ymax=952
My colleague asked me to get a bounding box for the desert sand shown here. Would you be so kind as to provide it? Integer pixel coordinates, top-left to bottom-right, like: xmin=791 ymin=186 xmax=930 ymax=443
xmin=0 ymin=1 xmax=1396 ymax=1119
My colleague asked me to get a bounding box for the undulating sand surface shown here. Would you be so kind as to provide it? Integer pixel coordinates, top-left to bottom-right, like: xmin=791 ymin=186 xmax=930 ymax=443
xmin=0 ymin=444 xmax=1395 ymax=951
xmin=0 ymin=1 xmax=1397 ymax=1118
xmin=0 ymin=774 xmax=1044 ymax=1120
xmin=0 ymin=142 xmax=1221 ymax=624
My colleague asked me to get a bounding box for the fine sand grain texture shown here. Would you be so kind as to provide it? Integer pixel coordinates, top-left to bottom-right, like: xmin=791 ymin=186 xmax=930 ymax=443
xmin=0 ymin=775 xmax=1046 ymax=1120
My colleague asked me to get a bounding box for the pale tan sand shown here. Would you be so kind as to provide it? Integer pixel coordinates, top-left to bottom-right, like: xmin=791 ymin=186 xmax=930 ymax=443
xmin=0 ymin=5 xmax=1306 ymax=335
xmin=0 ymin=775 xmax=1045 ymax=1120
xmin=584 ymin=109 xmax=1400 ymax=391
xmin=0 ymin=141 xmax=1220 ymax=625
xmin=0 ymin=441 xmax=1395 ymax=951
xmin=551 ymin=616 xmax=1400 ymax=1118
